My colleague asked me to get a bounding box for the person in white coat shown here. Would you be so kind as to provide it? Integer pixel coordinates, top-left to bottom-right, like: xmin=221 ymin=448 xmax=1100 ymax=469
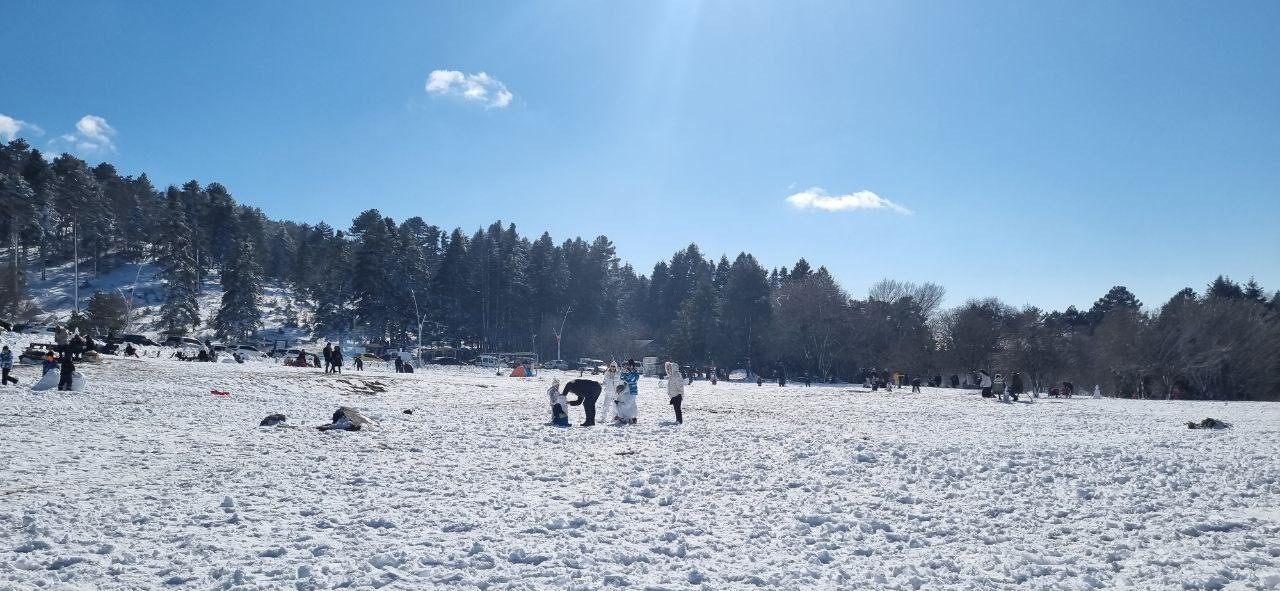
xmin=548 ymin=379 xmax=569 ymax=426
xmin=600 ymin=362 xmax=621 ymax=423
xmin=665 ymin=361 xmax=684 ymax=423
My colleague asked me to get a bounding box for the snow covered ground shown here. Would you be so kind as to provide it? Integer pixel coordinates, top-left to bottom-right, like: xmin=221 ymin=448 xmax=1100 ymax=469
xmin=3 ymin=351 xmax=1280 ymax=590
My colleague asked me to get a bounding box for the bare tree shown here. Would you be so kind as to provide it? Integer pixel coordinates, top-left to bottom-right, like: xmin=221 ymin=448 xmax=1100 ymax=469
xmin=868 ymin=278 xmax=947 ymax=317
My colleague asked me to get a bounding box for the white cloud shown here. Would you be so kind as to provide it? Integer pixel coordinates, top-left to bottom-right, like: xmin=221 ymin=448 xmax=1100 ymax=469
xmin=49 ymin=114 xmax=117 ymax=154
xmin=0 ymin=113 xmax=43 ymax=142
xmin=425 ymin=70 xmax=513 ymax=108
xmin=785 ymin=187 xmax=913 ymax=215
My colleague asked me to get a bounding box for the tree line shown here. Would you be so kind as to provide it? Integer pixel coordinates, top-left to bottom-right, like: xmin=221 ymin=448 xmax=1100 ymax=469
xmin=2 ymin=139 xmax=1277 ymax=399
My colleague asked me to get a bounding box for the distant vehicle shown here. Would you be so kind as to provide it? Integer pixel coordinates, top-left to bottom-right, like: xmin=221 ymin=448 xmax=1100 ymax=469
xmin=21 ymin=325 xmax=57 ymax=336
xmin=542 ymin=359 xmax=569 ymax=370
xmin=163 ymin=336 xmax=204 ymax=350
xmin=476 ymin=354 xmax=501 ymax=368
xmin=380 ymin=350 xmax=415 ymax=364
xmin=355 ymin=353 xmax=381 ymax=363
xmin=233 ymin=344 xmax=265 ymax=357
xmin=431 ymin=356 xmax=461 ymax=365
xmin=120 ymin=334 xmax=159 ymax=346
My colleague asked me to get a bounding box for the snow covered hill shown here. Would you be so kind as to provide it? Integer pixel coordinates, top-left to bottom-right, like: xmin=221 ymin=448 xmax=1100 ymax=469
xmin=23 ymin=260 xmax=306 ymax=343
xmin=2 ymin=356 xmax=1279 ymax=589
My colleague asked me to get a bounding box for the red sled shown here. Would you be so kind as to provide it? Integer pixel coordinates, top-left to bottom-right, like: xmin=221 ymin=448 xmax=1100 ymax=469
xmin=211 ymin=390 xmax=230 ymax=396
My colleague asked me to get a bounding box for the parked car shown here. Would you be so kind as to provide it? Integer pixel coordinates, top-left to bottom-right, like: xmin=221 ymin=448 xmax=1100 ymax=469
xmin=119 ymin=334 xmax=159 ymax=346
xmin=542 ymin=359 xmax=570 ymax=370
xmin=380 ymin=350 xmax=416 ymax=364
xmin=233 ymin=344 xmax=265 ymax=357
xmin=163 ymin=336 xmax=205 ymax=350
xmin=431 ymin=356 xmax=461 ymax=365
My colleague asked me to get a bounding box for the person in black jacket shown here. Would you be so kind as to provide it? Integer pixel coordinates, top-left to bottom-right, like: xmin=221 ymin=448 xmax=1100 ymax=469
xmin=58 ymin=354 xmax=76 ymax=391
xmin=332 ymin=346 xmax=343 ymax=375
xmin=563 ymin=379 xmax=603 ymax=426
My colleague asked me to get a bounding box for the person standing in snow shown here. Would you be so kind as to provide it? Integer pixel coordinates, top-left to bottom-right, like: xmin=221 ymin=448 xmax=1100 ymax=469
xmin=911 ymin=377 xmax=922 ymax=393
xmin=394 ymin=356 xmax=404 ymax=373
xmin=993 ymin=373 xmax=1008 ymax=402
xmin=665 ymin=361 xmax=684 ymax=424
xmin=57 ymin=354 xmax=75 ymax=391
xmin=322 ymin=343 xmax=333 ymax=373
xmin=55 ymin=326 xmax=69 ymax=353
xmin=332 ymin=345 xmax=343 ymax=374
xmin=547 ymin=379 xmax=569 ymax=427
xmin=617 ymin=359 xmax=641 ymax=424
xmin=978 ymin=370 xmax=993 ymax=397
xmin=600 ymin=361 xmax=621 ymax=423
xmin=354 ymin=354 xmax=364 ymax=371
xmin=0 ymin=346 xmax=17 ymax=386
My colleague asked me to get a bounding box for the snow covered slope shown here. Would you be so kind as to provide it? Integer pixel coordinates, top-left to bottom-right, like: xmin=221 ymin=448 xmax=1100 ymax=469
xmin=24 ymin=260 xmax=305 ymax=342
xmin=2 ymin=358 xmax=1279 ymax=589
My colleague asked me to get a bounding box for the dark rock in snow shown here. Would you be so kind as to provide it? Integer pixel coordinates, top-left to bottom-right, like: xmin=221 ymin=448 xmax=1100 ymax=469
xmin=403 ymin=409 xmax=413 ymax=415
xmin=259 ymin=414 xmax=288 ymax=427
xmin=318 ymin=407 xmax=371 ymax=431
xmin=1187 ymin=417 xmax=1231 ymax=430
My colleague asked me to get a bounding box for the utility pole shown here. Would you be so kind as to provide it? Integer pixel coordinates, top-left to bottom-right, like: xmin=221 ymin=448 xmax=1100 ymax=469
xmin=410 ymin=288 xmax=424 ymax=354
xmin=551 ymin=303 xmax=572 ymax=361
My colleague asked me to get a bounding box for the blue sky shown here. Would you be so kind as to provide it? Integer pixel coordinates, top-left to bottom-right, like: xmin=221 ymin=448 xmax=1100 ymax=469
xmin=4 ymin=0 xmax=1278 ymax=311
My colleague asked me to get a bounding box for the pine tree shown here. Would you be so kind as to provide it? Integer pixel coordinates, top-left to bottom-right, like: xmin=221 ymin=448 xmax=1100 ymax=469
xmin=157 ymin=188 xmax=201 ymax=334
xmin=1243 ymin=278 xmax=1267 ymax=304
xmin=85 ymin=291 xmax=129 ymax=334
xmin=1207 ymin=275 xmax=1245 ymax=300
xmin=312 ymin=231 xmax=354 ymax=341
xmin=1087 ymin=285 xmax=1142 ymax=325
xmin=214 ymin=240 xmax=263 ymax=341
xmin=349 ymin=210 xmax=398 ymax=342
xmin=669 ymin=277 xmax=719 ymax=364
xmin=431 ymin=228 xmax=470 ymax=338
xmin=720 ymin=253 xmax=772 ymax=370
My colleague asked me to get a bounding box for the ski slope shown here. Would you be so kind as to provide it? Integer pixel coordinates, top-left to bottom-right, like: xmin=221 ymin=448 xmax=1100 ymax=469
xmin=2 ymin=352 xmax=1279 ymax=590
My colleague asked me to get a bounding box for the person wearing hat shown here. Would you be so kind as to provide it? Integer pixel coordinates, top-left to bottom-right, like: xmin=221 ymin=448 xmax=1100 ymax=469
xmin=617 ymin=359 xmax=641 ymax=424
